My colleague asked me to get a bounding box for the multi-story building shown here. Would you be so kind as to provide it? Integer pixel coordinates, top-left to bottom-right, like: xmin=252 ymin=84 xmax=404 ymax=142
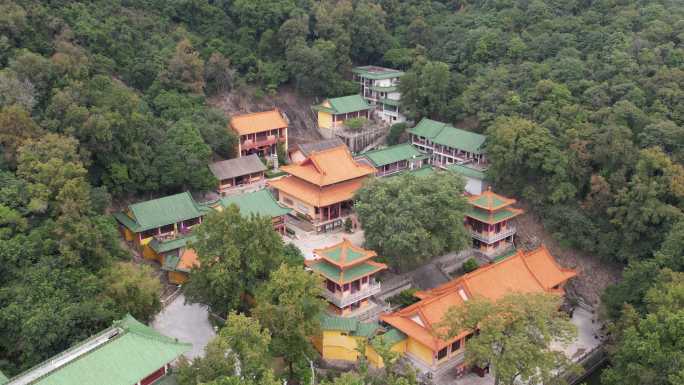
xmin=230 ymin=109 xmax=288 ymax=157
xmin=209 ymin=154 xmax=267 ymax=196
xmin=114 ymin=191 xmax=208 ymax=260
xmin=409 ymin=118 xmax=487 ymax=167
xmin=356 ymin=143 xmax=429 ymax=177
xmin=465 ymin=188 xmax=524 ymax=256
xmin=352 ymin=66 xmax=406 ymax=124
xmin=268 ymin=144 xmax=375 ymax=232
xmin=1 ymin=315 xmax=190 ymax=385
xmin=306 ymin=239 xmax=387 ymax=316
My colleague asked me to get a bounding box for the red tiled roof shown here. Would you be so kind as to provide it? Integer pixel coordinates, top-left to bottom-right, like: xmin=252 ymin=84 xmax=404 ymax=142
xmin=230 ymin=110 xmax=288 ymax=136
xmin=380 ymin=245 xmax=576 ymax=351
xmin=279 ymin=145 xmax=374 ymax=187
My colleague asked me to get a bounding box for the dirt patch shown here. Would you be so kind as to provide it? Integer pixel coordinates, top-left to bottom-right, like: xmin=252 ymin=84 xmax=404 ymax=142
xmin=207 ymin=85 xmax=323 ymax=146
xmin=514 ymin=204 xmax=622 ymax=307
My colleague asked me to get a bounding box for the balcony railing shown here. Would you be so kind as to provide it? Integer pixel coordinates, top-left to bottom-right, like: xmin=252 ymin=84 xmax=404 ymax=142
xmin=242 ymin=135 xmax=277 ymax=150
xmin=322 ymin=281 xmax=381 ymax=308
xmin=470 ymin=226 xmax=517 ymax=244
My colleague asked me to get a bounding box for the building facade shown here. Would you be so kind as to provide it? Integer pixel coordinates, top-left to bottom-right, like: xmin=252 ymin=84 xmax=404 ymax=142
xmin=465 ymin=188 xmax=524 ymax=256
xmin=268 ymin=145 xmax=375 ymax=232
xmin=356 ymin=143 xmax=429 ymax=177
xmin=208 ymin=154 xmax=267 ymax=196
xmin=307 ymin=239 xmax=387 ymax=317
xmin=2 ymin=315 xmax=190 ymax=385
xmin=230 ymin=109 xmax=288 ymax=157
xmin=352 ymin=66 xmax=406 ymax=124
xmin=409 ymin=118 xmax=487 ymax=167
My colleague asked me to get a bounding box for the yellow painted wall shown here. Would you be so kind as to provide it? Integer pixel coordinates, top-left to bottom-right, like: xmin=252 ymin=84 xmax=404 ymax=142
xmin=407 ymin=338 xmax=434 ymax=366
xmin=123 ymin=227 xmax=135 ymax=242
xmin=168 ymin=271 xmax=188 ymax=285
xmin=142 ymin=243 xmax=162 ymax=262
xmin=320 ymin=331 xmax=360 ymax=362
xmin=317 ymin=330 xmax=409 ymax=368
xmin=318 ymin=111 xmax=333 ymax=129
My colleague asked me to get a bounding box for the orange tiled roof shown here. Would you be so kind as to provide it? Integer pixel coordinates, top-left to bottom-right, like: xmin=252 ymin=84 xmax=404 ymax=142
xmin=380 ymin=245 xmax=576 ymax=351
xmin=178 ymin=248 xmax=199 ymax=271
xmin=468 ymin=187 xmax=518 ymax=211
xmin=230 ymin=110 xmax=288 ymax=136
xmin=268 ymin=176 xmax=365 ymax=207
xmin=279 ymin=145 xmax=374 ymax=187
xmin=313 ymin=238 xmax=378 ymax=268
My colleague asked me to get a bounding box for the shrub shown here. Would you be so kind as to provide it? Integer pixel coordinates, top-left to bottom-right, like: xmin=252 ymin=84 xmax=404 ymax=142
xmin=344 ymin=117 xmax=367 ymax=131
xmin=389 ymin=288 xmax=419 ymax=308
xmin=462 ymin=258 xmax=479 ymax=273
xmin=344 ymin=217 xmax=353 ymax=232
xmin=387 ymin=122 xmax=408 ymax=145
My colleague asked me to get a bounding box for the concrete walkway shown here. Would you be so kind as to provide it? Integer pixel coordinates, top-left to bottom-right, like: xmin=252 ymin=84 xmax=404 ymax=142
xmin=152 ymin=294 xmax=216 ymax=360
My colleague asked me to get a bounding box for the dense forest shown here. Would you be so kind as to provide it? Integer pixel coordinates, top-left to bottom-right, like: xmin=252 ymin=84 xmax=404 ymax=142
xmin=0 ymin=0 xmax=682 ymax=383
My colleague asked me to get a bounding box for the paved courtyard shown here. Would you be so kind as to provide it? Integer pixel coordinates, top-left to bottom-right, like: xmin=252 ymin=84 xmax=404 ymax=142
xmin=287 ymin=228 xmax=366 ymax=260
xmin=152 ymin=294 xmax=216 ymax=359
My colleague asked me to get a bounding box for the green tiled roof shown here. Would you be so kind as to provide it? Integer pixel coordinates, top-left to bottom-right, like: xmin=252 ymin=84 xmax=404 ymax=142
xmin=354 ymin=322 xmax=381 ymax=338
xmin=352 ymin=66 xmax=404 ymax=80
xmin=0 ymin=370 xmax=8 ymax=385
xmin=369 ymin=85 xmax=398 ymax=92
xmin=9 ymin=315 xmax=190 ymax=385
xmin=323 ymin=246 xmax=365 ymax=264
xmin=409 ymin=118 xmax=446 ymax=138
xmin=115 ymin=192 xmax=205 ymax=232
xmin=409 ymin=118 xmax=486 ymax=154
xmin=162 ymin=253 xmax=182 ymax=272
xmin=315 ymin=95 xmax=372 ymax=115
xmin=360 ymin=143 xmax=427 ymax=168
xmin=447 ymin=164 xmax=487 ymax=180
xmin=150 ymin=234 xmax=197 ymax=254
xmin=467 ymin=207 xmax=519 ymax=224
xmin=377 ymin=328 xmax=407 ymax=346
xmin=219 ymin=190 xmax=291 ymax=218
xmin=320 ymin=314 xmax=358 ymax=332
xmin=471 ymin=194 xmax=507 ymax=209
xmin=310 ymin=260 xmax=382 ymax=283
xmin=379 ymin=98 xmax=401 ymax=107
xmin=319 ymin=315 xmax=381 ymax=337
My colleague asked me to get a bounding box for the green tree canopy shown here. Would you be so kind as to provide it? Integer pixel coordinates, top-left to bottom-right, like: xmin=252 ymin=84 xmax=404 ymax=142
xmin=441 ymin=292 xmax=577 ymax=385
xmin=354 ymin=172 xmax=469 ymax=272
xmin=185 ymin=206 xmax=285 ymax=315
xmin=254 ymin=264 xmax=325 ymax=381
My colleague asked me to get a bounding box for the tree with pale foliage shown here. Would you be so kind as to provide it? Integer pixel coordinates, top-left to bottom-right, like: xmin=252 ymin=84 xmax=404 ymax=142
xmin=177 ymin=312 xmax=277 ymax=385
xmin=159 ymin=38 xmax=205 ymax=94
xmin=253 ymin=264 xmax=325 ymax=381
xmin=101 ymin=262 xmax=161 ymax=322
xmin=441 ymin=292 xmax=577 ymax=385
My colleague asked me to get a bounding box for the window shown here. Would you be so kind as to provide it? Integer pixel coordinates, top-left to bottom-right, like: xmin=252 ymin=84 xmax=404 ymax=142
xmin=437 ymin=347 xmax=448 ymax=360
xmin=343 ymin=283 xmax=350 ymax=292
xmin=141 ymin=228 xmax=157 ymax=239
xmin=451 ymin=340 xmax=461 ymax=352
